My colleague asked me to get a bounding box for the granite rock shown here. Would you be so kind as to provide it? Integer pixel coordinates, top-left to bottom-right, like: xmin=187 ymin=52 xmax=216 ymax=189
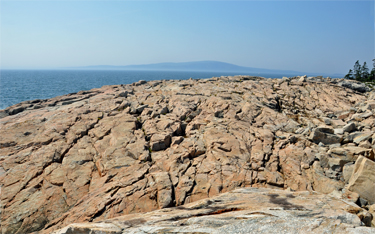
xmin=1 ymin=76 xmax=375 ymax=233
xmin=52 ymin=188 xmax=375 ymax=234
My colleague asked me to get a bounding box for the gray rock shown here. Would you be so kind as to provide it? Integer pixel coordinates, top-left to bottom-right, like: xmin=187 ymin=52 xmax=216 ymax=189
xmin=117 ymin=90 xmax=130 ymax=98
xmin=353 ymin=132 xmax=373 ymax=144
xmin=322 ymin=117 xmax=332 ymax=125
xmin=358 ymin=197 xmax=368 ymax=207
xmin=334 ymin=128 xmax=344 ymax=135
xmin=361 ymin=111 xmax=373 ymax=119
xmin=343 ymin=122 xmax=356 ymax=133
xmin=343 ymin=131 xmax=365 ymax=144
xmin=338 ymin=81 xmax=371 ymax=93
xmin=329 ymin=143 xmax=342 ymax=149
xmin=328 ymin=157 xmax=348 ymax=172
xmin=310 ymin=127 xmax=342 ymax=145
xmin=329 ymin=146 xmax=370 ymax=162
xmin=132 ymin=80 xmax=147 ymax=86
xmin=352 ymin=83 xmax=371 ymax=93
xmin=324 ymin=167 xmax=340 ymax=179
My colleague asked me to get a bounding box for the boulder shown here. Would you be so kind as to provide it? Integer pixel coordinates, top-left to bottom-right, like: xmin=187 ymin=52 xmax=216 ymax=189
xmin=348 ymin=156 xmax=375 ymax=204
xmin=353 ymin=132 xmax=373 ymax=144
xmin=329 ymin=146 xmax=372 ymax=162
xmin=338 ymin=80 xmax=371 ymax=93
xmin=309 ymin=127 xmax=342 ymax=145
xmin=150 ymin=133 xmax=172 ymax=151
xmin=343 ymin=122 xmax=357 ymax=133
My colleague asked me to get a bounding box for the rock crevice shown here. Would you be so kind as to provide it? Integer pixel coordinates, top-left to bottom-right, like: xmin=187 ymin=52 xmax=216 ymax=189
xmin=1 ymin=76 xmax=375 ymax=233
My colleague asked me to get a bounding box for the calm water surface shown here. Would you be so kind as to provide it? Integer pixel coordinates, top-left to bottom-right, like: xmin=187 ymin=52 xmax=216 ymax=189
xmin=0 ymin=70 xmax=286 ymax=110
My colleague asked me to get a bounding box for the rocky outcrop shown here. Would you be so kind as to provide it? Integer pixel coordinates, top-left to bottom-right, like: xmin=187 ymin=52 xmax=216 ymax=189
xmin=52 ymin=188 xmax=375 ymax=234
xmin=1 ymin=76 xmax=375 ymax=233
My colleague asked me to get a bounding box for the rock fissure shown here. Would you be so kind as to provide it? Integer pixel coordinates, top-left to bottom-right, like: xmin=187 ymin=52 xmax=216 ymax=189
xmin=2 ymin=76 xmax=375 ymax=233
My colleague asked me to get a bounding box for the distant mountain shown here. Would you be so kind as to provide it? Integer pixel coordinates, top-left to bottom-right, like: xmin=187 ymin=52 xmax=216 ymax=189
xmin=68 ymin=61 xmax=344 ymax=77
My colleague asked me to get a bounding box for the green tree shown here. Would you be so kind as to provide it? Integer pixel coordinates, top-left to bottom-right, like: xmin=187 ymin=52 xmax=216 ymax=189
xmin=344 ymin=69 xmax=354 ymax=79
xmin=353 ymin=60 xmax=362 ymax=81
xmin=370 ymin=58 xmax=375 ymax=81
xmin=345 ymin=59 xmax=375 ymax=82
xmin=362 ymin=62 xmax=369 ymax=81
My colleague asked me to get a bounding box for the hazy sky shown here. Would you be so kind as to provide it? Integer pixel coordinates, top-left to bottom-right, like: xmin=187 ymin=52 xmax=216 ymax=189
xmin=1 ymin=1 xmax=374 ymax=74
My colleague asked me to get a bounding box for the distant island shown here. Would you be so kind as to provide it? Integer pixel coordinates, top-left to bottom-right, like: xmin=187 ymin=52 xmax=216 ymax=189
xmin=66 ymin=61 xmax=344 ymax=77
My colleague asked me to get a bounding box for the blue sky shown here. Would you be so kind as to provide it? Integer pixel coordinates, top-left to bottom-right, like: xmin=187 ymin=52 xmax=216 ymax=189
xmin=0 ymin=1 xmax=374 ymax=74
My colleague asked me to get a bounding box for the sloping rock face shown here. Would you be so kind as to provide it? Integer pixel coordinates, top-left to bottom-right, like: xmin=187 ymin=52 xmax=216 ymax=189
xmin=348 ymin=156 xmax=375 ymax=204
xmin=52 ymin=188 xmax=374 ymax=234
xmin=1 ymin=76 xmax=375 ymax=233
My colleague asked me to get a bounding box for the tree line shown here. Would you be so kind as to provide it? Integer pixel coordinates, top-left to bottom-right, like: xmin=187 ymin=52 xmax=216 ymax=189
xmin=345 ymin=59 xmax=375 ymax=81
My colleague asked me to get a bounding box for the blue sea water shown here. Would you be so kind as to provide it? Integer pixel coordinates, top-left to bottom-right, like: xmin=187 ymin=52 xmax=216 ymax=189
xmin=0 ymin=70 xmax=286 ymax=110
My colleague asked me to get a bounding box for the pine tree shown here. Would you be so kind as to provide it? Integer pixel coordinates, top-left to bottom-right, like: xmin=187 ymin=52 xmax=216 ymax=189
xmin=371 ymin=58 xmax=375 ymax=81
xmin=353 ymin=60 xmax=362 ymax=81
xmin=345 ymin=59 xmax=375 ymax=82
xmin=362 ymin=62 xmax=369 ymax=81
xmin=344 ymin=69 xmax=354 ymax=79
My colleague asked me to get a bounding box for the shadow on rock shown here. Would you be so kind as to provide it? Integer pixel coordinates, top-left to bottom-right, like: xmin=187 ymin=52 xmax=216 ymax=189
xmin=268 ymin=194 xmax=305 ymax=210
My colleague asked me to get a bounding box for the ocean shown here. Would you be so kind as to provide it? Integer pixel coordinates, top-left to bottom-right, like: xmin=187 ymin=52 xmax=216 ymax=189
xmin=0 ymin=70 xmax=287 ymax=110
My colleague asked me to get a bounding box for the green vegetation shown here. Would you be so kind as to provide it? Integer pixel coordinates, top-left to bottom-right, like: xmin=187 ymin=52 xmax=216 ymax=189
xmin=345 ymin=59 xmax=375 ymax=82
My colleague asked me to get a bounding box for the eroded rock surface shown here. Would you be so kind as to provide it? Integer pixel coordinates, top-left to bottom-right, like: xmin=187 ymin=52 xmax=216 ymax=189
xmin=1 ymin=76 xmax=375 ymax=233
xmin=53 ymin=188 xmax=374 ymax=234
